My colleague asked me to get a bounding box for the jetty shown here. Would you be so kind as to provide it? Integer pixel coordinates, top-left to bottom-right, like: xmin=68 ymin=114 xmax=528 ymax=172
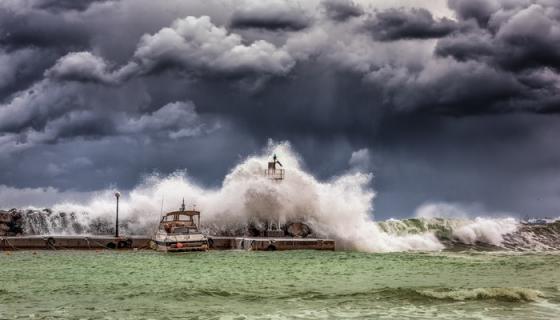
xmin=1 ymin=155 xmax=335 ymax=252
xmin=0 ymin=235 xmax=334 ymax=251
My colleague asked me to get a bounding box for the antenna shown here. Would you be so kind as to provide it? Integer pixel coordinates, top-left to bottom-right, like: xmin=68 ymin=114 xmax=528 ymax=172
xmin=160 ymin=196 xmax=164 ymax=216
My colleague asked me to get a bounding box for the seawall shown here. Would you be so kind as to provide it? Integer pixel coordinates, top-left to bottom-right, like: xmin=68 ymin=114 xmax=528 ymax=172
xmin=0 ymin=235 xmax=335 ymax=251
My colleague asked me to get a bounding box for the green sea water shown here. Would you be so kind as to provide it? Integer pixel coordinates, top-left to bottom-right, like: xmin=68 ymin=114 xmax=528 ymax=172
xmin=1 ymin=250 xmax=559 ymax=319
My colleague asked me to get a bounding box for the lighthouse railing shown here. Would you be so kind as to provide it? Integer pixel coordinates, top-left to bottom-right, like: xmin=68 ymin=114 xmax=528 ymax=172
xmin=264 ymin=168 xmax=284 ymax=180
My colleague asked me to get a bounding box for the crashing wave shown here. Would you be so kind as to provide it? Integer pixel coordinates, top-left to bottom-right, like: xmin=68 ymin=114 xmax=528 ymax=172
xmin=378 ymin=217 xmax=560 ymax=250
xmin=4 ymin=209 xmax=559 ymax=251
xmin=2 ymin=142 xmax=560 ymax=252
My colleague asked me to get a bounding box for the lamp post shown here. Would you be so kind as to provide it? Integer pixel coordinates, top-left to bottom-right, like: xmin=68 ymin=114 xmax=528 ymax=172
xmin=114 ymin=192 xmax=120 ymax=238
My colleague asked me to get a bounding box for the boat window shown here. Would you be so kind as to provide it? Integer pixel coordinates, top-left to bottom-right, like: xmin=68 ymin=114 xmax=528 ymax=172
xmin=178 ymin=214 xmax=190 ymax=221
xmin=164 ymin=215 xmax=175 ymax=222
xmin=173 ymin=227 xmax=189 ymax=234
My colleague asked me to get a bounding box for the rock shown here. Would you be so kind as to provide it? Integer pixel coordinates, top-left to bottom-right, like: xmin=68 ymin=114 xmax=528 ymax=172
xmin=0 ymin=211 xmax=11 ymax=224
xmin=285 ymin=222 xmax=312 ymax=238
xmin=0 ymin=209 xmax=24 ymax=235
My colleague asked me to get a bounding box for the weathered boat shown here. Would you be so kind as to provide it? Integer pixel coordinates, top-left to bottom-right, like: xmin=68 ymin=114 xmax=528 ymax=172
xmin=151 ymin=200 xmax=208 ymax=252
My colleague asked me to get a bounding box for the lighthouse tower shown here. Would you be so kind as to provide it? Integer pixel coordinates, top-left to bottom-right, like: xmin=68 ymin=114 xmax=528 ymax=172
xmin=264 ymin=154 xmax=285 ymax=237
xmin=265 ymin=154 xmax=284 ymax=181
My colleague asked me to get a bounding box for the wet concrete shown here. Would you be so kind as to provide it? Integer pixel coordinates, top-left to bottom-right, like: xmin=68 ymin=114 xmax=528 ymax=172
xmin=0 ymin=235 xmax=335 ymax=251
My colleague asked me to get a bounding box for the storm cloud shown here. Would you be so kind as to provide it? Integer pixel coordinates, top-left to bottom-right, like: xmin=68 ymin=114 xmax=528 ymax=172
xmin=1 ymin=0 xmax=560 ymax=219
xmin=230 ymin=0 xmax=310 ymax=31
xmin=366 ymin=8 xmax=459 ymax=41
xmin=321 ymin=0 xmax=363 ymax=22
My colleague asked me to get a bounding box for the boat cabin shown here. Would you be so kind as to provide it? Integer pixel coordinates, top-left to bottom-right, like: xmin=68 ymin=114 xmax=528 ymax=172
xmin=159 ymin=202 xmax=201 ymax=234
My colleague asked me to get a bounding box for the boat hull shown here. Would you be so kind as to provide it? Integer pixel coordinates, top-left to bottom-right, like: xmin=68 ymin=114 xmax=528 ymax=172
xmin=155 ymin=240 xmax=208 ymax=252
xmin=151 ymin=232 xmax=209 ymax=252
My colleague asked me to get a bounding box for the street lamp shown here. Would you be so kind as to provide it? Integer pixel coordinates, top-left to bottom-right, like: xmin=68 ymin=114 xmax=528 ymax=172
xmin=114 ymin=192 xmax=120 ymax=238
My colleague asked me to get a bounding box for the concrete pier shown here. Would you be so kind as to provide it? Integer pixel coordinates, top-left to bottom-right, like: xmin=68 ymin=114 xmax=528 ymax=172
xmin=209 ymin=237 xmax=335 ymax=251
xmin=0 ymin=235 xmax=151 ymax=250
xmin=1 ymin=235 xmax=335 ymax=251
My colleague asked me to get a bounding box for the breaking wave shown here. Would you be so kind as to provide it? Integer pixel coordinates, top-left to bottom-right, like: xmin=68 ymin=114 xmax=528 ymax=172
xmin=402 ymin=288 xmax=543 ymax=302
xmin=282 ymin=287 xmax=545 ymax=303
xmin=378 ymin=217 xmax=560 ymax=250
xmin=2 ymin=142 xmax=560 ymax=252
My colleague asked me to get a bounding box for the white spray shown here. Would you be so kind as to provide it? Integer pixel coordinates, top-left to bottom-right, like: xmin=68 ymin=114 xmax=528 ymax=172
xmin=47 ymin=141 xmax=445 ymax=252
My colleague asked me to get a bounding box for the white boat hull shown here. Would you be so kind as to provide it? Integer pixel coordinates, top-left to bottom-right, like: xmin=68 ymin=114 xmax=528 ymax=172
xmin=152 ymin=233 xmax=208 ymax=252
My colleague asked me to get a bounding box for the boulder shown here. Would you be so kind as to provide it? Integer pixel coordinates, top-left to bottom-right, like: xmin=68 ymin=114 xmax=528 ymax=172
xmin=285 ymin=222 xmax=312 ymax=238
xmin=0 ymin=211 xmax=11 ymax=224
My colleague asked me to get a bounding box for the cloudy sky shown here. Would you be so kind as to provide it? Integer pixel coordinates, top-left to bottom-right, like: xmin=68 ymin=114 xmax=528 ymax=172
xmin=1 ymin=0 xmax=560 ymax=218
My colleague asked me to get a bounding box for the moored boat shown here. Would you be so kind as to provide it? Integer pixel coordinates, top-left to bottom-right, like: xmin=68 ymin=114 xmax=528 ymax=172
xmin=151 ymin=200 xmax=208 ymax=252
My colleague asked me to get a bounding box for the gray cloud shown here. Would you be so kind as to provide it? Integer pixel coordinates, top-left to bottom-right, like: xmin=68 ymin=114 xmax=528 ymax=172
xmin=120 ymin=101 xmax=216 ymax=139
xmin=0 ymin=81 xmax=79 ymax=133
xmin=366 ymin=8 xmax=458 ymax=41
xmin=437 ymin=2 xmax=560 ymax=72
xmin=46 ymin=51 xmax=119 ymax=84
xmin=33 ymin=0 xmax=113 ymax=12
xmin=448 ymin=0 xmax=500 ymax=27
xmin=230 ymin=1 xmax=310 ymax=31
xmin=48 ymin=15 xmax=297 ymax=85
xmin=2 ymin=0 xmax=560 ymax=218
xmin=131 ymin=16 xmax=295 ymax=77
xmin=321 ymin=0 xmax=363 ymax=21
xmin=0 ymin=5 xmax=90 ymax=50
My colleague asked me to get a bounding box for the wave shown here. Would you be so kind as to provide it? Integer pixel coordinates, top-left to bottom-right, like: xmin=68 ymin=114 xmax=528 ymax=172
xmin=8 ymin=210 xmax=558 ymax=251
xmin=1 ymin=141 xmax=560 ymax=252
xmin=305 ymin=287 xmax=544 ymax=303
xmin=194 ymin=287 xmax=545 ymax=303
xmin=378 ymin=217 xmax=560 ymax=251
xmin=119 ymin=285 xmax=544 ymax=303
xmin=410 ymin=287 xmax=543 ymax=302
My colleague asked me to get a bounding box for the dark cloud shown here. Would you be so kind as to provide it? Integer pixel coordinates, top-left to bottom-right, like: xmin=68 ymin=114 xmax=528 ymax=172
xmin=1 ymin=0 xmax=560 ymax=218
xmin=448 ymin=0 xmax=500 ymax=27
xmin=494 ymin=4 xmax=560 ymax=71
xmin=0 ymin=48 xmax=59 ymax=101
xmin=437 ymin=2 xmax=560 ymax=72
xmin=321 ymin=0 xmax=363 ymax=21
xmin=435 ymin=31 xmax=494 ymax=62
xmin=230 ymin=2 xmax=310 ymax=31
xmin=0 ymin=7 xmax=90 ymax=51
xmin=364 ymin=60 xmax=526 ymax=115
xmin=33 ymin=0 xmax=112 ymax=12
xmin=366 ymin=8 xmax=458 ymax=41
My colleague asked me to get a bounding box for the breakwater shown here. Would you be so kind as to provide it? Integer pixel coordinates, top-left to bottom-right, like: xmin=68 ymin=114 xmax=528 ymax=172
xmin=0 ymin=235 xmax=334 ymax=251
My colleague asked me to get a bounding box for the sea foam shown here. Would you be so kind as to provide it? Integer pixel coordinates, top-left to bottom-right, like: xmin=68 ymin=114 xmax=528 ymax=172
xmin=5 ymin=141 xmax=541 ymax=252
xmin=44 ymin=142 xmax=445 ymax=252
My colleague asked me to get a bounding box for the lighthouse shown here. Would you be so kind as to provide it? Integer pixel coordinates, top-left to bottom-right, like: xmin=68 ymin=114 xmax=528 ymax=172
xmin=264 ymin=154 xmax=285 ymax=237
xmin=265 ymin=154 xmax=284 ymax=181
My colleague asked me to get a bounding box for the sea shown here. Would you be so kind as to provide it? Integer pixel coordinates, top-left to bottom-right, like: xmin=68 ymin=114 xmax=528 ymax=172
xmin=1 ymin=250 xmax=559 ymax=320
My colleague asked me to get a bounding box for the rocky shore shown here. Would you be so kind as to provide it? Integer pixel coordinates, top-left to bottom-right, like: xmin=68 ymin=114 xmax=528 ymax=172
xmin=0 ymin=207 xmax=315 ymax=238
xmin=0 ymin=209 xmax=24 ymax=236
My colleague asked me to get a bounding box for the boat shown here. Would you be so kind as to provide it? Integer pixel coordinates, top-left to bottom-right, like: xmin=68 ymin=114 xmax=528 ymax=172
xmin=151 ymin=200 xmax=208 ymax=252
